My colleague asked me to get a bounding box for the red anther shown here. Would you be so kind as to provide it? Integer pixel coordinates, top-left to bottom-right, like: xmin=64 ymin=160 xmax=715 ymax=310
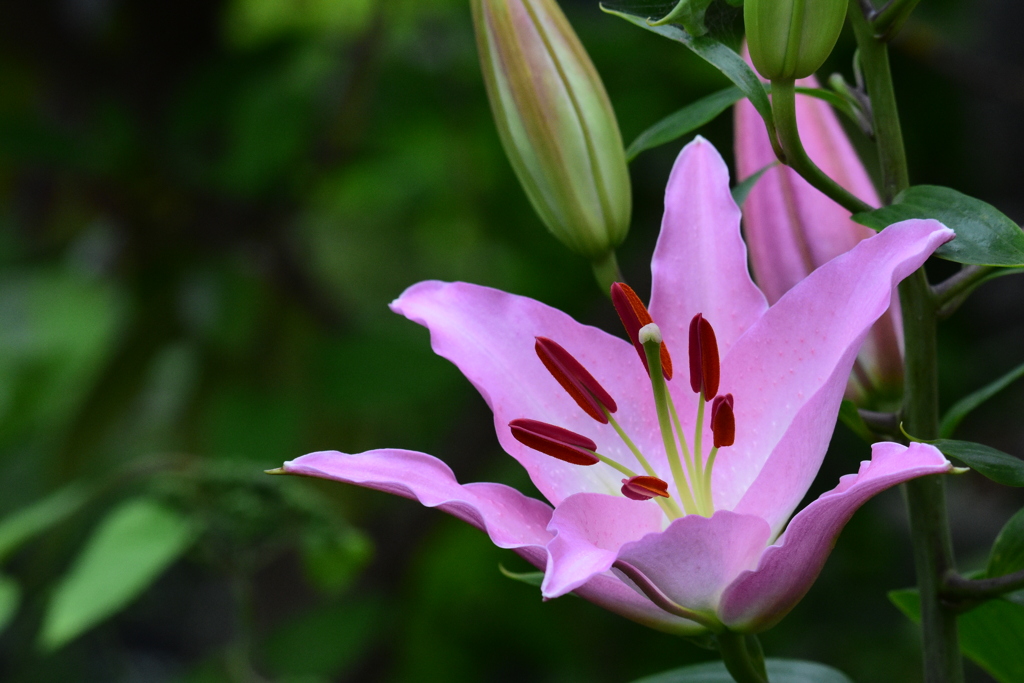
xmin=688 ymin=314 xmax=720 ymax=398
xmin=535 ymin=337 xmax=617 ymax=423
xmin=620 ymin=475 xmax=671 ymax=501
xmin=509 ymin=418 xmax=599 ymax=466
xmin=711 ymin=394 xmax=735 ymax=448
xmin=609 ymin=282 xmax=673 ymax=380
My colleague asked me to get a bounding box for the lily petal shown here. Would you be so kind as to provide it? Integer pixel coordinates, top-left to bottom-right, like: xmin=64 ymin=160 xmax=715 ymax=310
xmin=718 ymin=442 xmax=952 ymax=631
xmin=542 ymin=492 xmax=663 ymax=598
xmin=391 ymin=280 xmax=662 ymax=506
xmin=649 ymin=137 xmax=768 ymax=359
xmin=283 ymin=449 xmax=553 ymax=566
xmin=572 ymin=573 xmax=707 ymax=635
xmin=616 ymin=511 xmax=771 ymax=612
xmin=716 ymin=219 xmax=953 ymax=528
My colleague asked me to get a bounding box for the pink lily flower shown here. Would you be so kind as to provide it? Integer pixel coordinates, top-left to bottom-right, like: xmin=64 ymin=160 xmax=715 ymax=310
xmin=277 ymin=138 xmax=953 ymax=635
xmin=735 ymin=74 xmax=904 ymax=402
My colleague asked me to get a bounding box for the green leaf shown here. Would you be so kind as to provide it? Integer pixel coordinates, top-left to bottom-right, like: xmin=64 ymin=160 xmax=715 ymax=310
xmin=498 ymin=563 xmax=543 ymax=588
xmin=631 ymin=658 xmax=854 ymax=683
xmin=0 ymin=483 xmax=93 ymax=564
xmin=603 ymin=10 xmax=776 ymax=136
xmin=939 ymin=360 xmax=1024 ymax=438
xmin=626 ymin=87 xmax=743 ymax=162
xmin=931 ymin=439 xmax=1024 ymax=487
xmin=852 ymin=186 xmax=1024 ymax=266
xmin=732 ymin=162 xmax=777 ymax=207
xmin=39 ymin=497 xmax=198 ymax=651
xmin=0 ymin=574 xmax=20 ymax=635
xmin=890 ymin=589 xmax=1024 ymax=683
xmin=989 ymin=507 xmax=1024 ymax=578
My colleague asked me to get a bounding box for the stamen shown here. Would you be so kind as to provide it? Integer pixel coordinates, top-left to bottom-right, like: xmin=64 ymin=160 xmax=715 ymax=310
xmin=711 ymin=394 xmax=735 ymax=448
xmin=610 ymin=282 xmax=673 ymax=380
xmin=621 ymin=475 xmax=671 ymax=501
xmin=535 ymin=337 xmax=617 ymax=423
xmin=509 ymin=419 xmax=599 ymax=466
xmin=688 ymin=313 xmax=720 ymax=399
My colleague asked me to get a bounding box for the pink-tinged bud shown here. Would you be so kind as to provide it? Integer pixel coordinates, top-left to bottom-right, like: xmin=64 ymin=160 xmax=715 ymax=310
xmin=471 ymin=0 xmax=632 ymax=262
xmin=610 ymin=282 xmax=673 ymax=380
xmin=620 ymin=475 xmax=671 ymax=501
xmin=711 ymin=394 xmax=735 ymax=448
xmin=535 ymin=337 xmax=617 ymax=422
xmin=688 ymin=314 xmax=720 ymax=399
xmin=735 ymin=61 xmax=904 ymax=403
xmin=509 ymin=418 xmax=599 ymax=466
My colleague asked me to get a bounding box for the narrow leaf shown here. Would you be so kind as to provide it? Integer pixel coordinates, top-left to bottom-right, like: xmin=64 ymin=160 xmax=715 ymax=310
xmin=626 ymin=87 xmax=743 ymax=161
xmin=940 ymin=360 xmax=1024 ymax=438
xmin=989 ymin=507 xmax=1024 ymax=578
xmin=732 ymin=161 xmax=777 ymax=207
xmin=890 ymin=589 xmax=1024 ymax=683
xmin=40 ymin=497 xmax=197 ymax=651
xmin=632 ymin=658 xmax=854 ymax=683
xmin=932 ymin=439 xmax=1024 ymax=487
xmin=0 ymin=483 xmax=92 ymax=563
xmin=498 ymin=564 xmax=544 ymax=588
xmin=852 ymin=186 xmax=1024 ymax=266
xmin=602 ymin=10 xmax=775 ymax=135
xmin=0 ymin=575 xmax=20 ymax=635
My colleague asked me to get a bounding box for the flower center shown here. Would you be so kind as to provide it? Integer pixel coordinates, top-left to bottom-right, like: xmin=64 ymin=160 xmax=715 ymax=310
xmin=509 ymin=282 xmax=735 ymax=519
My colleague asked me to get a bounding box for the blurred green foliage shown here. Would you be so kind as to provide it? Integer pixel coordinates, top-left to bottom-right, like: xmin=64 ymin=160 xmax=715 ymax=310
xmin=0 ymin=0 xmax=1022 ymax=681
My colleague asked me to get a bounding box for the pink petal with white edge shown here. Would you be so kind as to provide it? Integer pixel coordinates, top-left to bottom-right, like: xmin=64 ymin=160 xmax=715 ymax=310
xmin=542 ymin=492 xmax=663 ymax=598
xmin=713 ymin=219 xmax=953 ymax=525
xmin=616 ymin=511 xmax=771 ymax=612
xmin=391 ymin=281 xmax=664 ymax=506
xmin=719 ymin=442 xmax=952 ymax=632
xmin=649 ymin=137 xmax=768 ymax=359
xmin=283 ymin=449 xmax=553 ymax=566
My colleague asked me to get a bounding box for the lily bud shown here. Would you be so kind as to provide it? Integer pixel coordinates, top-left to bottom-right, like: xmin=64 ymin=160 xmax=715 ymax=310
xmin=471 ymin=0 xmax=632 ymax=262
xmin=735 ymin=66 xmax=904 ymax=403
xmin=744 ymin=0 xmax=847 ymax=80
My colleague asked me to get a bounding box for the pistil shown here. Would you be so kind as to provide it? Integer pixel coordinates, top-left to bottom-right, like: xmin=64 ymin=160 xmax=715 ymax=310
xmin=639 ymin=323 xmax=698 ymax=515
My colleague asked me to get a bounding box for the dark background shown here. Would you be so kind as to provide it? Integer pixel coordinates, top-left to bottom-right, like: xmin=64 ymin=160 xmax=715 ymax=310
xmin=0 ymin=0 xmax=1022 ymax=681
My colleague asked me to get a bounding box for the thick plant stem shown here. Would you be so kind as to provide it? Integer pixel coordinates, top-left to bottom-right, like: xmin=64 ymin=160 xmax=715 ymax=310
xmin=593 ymin=250 xmax=623 ymax=297
xmin=717 ymin=632 xmax=768 ymax=683
xmin=851 ymin=3 xmax=964 ymax=681
xmin=769 ymin=80 xmax=872 ymax=215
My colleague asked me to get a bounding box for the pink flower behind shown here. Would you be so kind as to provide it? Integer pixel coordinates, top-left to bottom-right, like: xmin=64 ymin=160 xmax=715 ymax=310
xmin=735 ymin=75 xmax=904 ymax=402
xmin=278 ymin=139 xmax=953 ymax=635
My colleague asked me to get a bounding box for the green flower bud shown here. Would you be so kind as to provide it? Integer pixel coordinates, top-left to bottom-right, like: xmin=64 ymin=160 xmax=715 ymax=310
xmin=471 ymin=0 xmax=632 ymax=262
xmin=744 ymin=0 xmax=847 ymax=81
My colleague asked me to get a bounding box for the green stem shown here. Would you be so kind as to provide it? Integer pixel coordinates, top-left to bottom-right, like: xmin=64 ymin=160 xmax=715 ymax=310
xmin=717 ymin=632 xmax=769 ymax=683
xmin=942 ymin=568 xmax=1024 ymax=603
xmin=769 ymin=79 xmax=872 ymax=215
xmin=851 ymin=4 xmax=963 ymax=680
xmin=592 ymin=250 xmax=623 ymax=297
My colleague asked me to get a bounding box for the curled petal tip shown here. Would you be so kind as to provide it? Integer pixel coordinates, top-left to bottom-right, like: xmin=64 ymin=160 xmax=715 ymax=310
xmin=264 ymin=467 xmax=287 ymax=475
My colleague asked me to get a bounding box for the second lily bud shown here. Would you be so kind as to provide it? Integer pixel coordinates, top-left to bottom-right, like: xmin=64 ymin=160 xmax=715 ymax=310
xmin=471 ymin=0 xmax=632 ymax=272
